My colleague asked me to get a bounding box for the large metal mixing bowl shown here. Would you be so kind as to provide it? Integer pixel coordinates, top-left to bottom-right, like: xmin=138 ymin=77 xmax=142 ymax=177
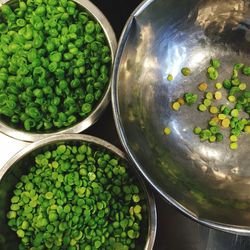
xmin=112 ymin=0 xmax=250 ymax=234
xmin=0 ymin=134 xmax=157 ymax=249
xmin=0 ymin=0 xmax=117 ymax=142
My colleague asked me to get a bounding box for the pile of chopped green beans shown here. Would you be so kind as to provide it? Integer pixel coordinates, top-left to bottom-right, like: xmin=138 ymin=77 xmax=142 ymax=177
xmin=7 ymin=144 xmax=145 ymax=249
xmin=169 ymin=59 xmax=250 ymax=150
xmin=0 ymin=0 xmax=111 ymax=131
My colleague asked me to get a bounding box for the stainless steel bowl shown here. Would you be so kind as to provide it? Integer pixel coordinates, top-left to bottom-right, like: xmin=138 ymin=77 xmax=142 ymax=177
xmin=112 ymin=0 xmax=250 ymax=234
xmin=0 ymin=134 xmax=157 ymax=249
xmin=0 ymin=0 xmax=117 ymax=142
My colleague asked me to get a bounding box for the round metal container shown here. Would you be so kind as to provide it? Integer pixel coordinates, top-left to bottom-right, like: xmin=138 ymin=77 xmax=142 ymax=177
xmin=0 ymin=0 xmax=117 ymax=142
xmin=112 ymin=0 xmax=250 ymax=234
xmin=0 ymin=134 xmax=157 ymax=249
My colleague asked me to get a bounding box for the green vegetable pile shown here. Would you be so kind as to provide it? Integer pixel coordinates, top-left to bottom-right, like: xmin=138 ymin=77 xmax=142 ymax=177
xmin=7 ymin=143 xmax=145 ymax=250
xmin=0 ymin=0 xmax=111 ymax=131
xmin=169 ymin=60 xmax=250 ymax=150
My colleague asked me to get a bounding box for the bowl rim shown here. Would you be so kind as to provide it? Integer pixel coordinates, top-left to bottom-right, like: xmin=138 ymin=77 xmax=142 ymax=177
xmin=111 ymin=0 xmax=250 ymax=236
xmin=0 ymin=0 xmax=117 ymax=142
xmin=1 ymin=133 xmax=157 ymax=249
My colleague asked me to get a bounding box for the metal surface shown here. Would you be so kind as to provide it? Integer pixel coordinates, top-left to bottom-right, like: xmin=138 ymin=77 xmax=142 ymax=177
xmin=0 ymin=134 xmax=157 ymax=249
xmin=0 ymin=0 xmax=117 ymax=142
xmin=112 ymin=0 xmax=250 ymax=234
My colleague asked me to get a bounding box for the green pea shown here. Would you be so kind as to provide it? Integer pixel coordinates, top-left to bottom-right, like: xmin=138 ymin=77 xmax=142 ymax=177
xmin=81 ymin=103 xmax=92 ymax=114
xmin=68 ymin=24 xmax=77 ymax=33
xmin=223 ymin=80 xmax=231 ymax=89
xmin=184 ymin=93 xmax=198 ymax=106
xmin=45 ymin=192 xmax=53 ymax=200
xmin=55 ymin=69 xmax=65 ymax=79
xmin=16 ymin=19 xmax=26 ymax=27
xmin=58 ymin=80 xmax=67 ymax=90
xmin=48 ymin=212 xmax=58 ymax=222
xmin=0 ymin=72 xmax=8 ymax=81
xmin=68 ymin=32 xmax=77 ymax=40
xmin=17 ymin=229 xmax=25 ymax=238
xmin=230 ymin=86 xmax=240 ymax=96
xmin=74 ymin=39 xmax=83 ymax=48
xmin=46 ymin=42 xmax=55 ymax=52
xmin=1 ymin=4 xmax=12 ymax=14
xmin=242 ymin=66 xmax=250 ymax=76
xmin=67 ymin=6 xmax=75 ymax=15
xmin=76 ymin=58 xmax=85 ymax=67
xmin=96 ymin=33 xmax=105 ymax=42
xmin=208 ymin=70 xmax=218 ymax=80
xmin=48 ymin=105 xmax=57 ymax=115
xmin=24 ymin=118 xmax=35 ymax=131
xmin=22 ymin=77 xmax=34 ymax=88
xmin=19 ymin=1 xmax=27 ymax=10
xmin=6 ymin=100 xmax=16 ymax=110
xmin=18 ymin=65 xmax=29 ymax=76
xmin=50 ymin=52 xmax=62 ymax=63
xmin=199 ymin=129 xmax=212 ymax=141
xmin=11 ymin=115 xmax=19 ymax=124
xmin=35 ymin=5 xmax=46 ymax=15
xmin=98 ymin=73 xmax=109 ymax=84
xmin=64 ymin=53 xmax=73 ymax=61
xmin=72 ymin=68 xmax=79 ymax=78
xmin=69 ymin=47 xmax=78 ymax=55
xmin=32 ymin=89 xmax=43 ymax=98
xmin=23 ymin=27 xmax=33 ymax=40
xmin=231 ymin=78 xmax=240 ymax=86
xmin=61 ymin=12 xmax=69 ymax=21
xmin=85 ymin=21 xmax=95 ymax=34
xmin=67 ymin=115 xmax=77 ymax=124
xmin=85 ymin=94 xmax=94 ymax=103
xmin=33 ymin=35 xmax=44 ymax=48
xmin=222 ymin=106 xmax=231 ymax=115
xmin=0 ymin=93 xmax=8 ymax=106
xmin=70 ymin=79 xmax=80 ymax=88
xmin=211 ymin=58 xmax=220 ymax=68
xmin=48 ymin=62 xmax=58 ymax=72
xmin=85 ymin=34 xmax=94 ymax=43
xmin=102 ymin=56 xmax=111 ymax=63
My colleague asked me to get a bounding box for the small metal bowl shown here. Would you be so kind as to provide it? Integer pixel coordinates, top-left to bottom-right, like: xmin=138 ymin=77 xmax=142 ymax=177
xmin=0 ymin=134 xmax=157 ymax=249
xmin=112 ymin=0 xmax=250 ymax=235
xmin=0 ymin=0 xmax=117 ymax=142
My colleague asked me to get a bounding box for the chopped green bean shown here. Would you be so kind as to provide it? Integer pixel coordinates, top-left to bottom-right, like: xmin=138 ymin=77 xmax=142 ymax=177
xmin=171 ymin=59 xmax=249 ymax=150
xmin=8 ymin=144 xmax=145 ymax=249
xmin=0 ymin=0 xmax=111 ymax=131
xmin=211 ymin=59 xmax=220 ymax=69
xmin=193 ymin=127 xmax=202 ymax=135
xmin=184 ymin=93 xmax=198 ymax=105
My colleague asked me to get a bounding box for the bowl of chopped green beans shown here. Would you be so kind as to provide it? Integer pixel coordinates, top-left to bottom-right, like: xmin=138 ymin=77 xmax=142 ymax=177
xmin=0 ymin=134 xmax=157 ymax=249
xmin=112 ymin=0 xmax=250 ymax=234
xmin=0 ymin=0 xmax=117 ymax=142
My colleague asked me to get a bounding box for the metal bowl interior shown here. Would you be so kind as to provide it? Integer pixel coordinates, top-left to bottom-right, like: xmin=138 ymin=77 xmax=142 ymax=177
xmin=0 ymin=0 xmax=117 ymax=142
xmin=0 ymin=134 xmax=157 ymax=249
xmin=112 ymin=0 xmax=250 ymax=234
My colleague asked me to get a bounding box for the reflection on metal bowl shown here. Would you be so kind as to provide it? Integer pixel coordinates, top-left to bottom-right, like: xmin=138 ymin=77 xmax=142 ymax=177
xmin=112 ymin=0 xmax=250 ymax=234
